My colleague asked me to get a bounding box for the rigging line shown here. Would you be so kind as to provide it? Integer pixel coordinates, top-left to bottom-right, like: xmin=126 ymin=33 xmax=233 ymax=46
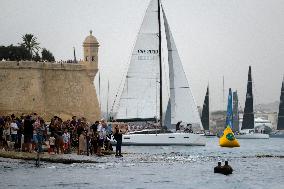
xmin=110 ymin=0 xmax=154 ymax=116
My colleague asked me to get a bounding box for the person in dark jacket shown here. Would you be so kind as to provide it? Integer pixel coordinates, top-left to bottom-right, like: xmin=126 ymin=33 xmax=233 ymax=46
xmin=222 ymin=161 xmax=233 ymax=175
xmin=214 ymin=162 xmax=222 ymax=173
xmin=113 ymin=124 xmax=123 ymax=157
xmin=23 ymin=115 xmax=34 ymax=152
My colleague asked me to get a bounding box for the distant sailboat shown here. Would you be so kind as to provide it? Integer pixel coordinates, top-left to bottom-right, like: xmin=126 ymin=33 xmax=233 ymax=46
xmin=236 ymin=66 xmax=269 ymax=139
xmin=112 ymin=0 xmax=205 ymax=146
xmin=277 ymin=76 xmax=284 ymax=130
xmin=270 ymin=76 xmax=284 ymax=138
xmin=201 ymin=86 xmax=209 ymax=131
xmin=200 ymin=85 xmax=215 ymax=137
xmin=232 ymin=91 xmax=239 ymax=132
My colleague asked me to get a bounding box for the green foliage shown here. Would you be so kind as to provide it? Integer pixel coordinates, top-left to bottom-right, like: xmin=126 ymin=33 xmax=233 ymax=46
xmin=0 ymin=33 xmax=56 ymax=62
xmin=20 ymin=34 xmax=40 ymax=59
xmin=33 ymin=52 xmax=41 ymax=62
xmin=41 ymin=48 xmax=55 ymax=62
xmin=0 ymin=45 xmax=30 ymax=61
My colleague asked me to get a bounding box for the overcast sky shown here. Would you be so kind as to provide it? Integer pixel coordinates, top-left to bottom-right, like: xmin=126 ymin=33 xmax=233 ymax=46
xmin=1 ymin=0 xmax=284 ymax=112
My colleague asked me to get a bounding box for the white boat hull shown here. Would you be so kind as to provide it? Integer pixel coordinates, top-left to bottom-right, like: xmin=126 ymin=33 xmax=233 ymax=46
xmin=235 ymin=133 xmax=269 ymax=139
xmin=111 ymin=133 xmax=205 ymax=146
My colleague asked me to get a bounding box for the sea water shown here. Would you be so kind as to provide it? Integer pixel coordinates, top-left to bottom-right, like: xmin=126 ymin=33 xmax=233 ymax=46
xmin=1 ymin=138 xmax=284 ymax=189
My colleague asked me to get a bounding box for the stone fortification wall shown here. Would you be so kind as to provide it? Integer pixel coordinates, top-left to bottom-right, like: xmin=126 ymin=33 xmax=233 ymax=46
xmin=0 ymin=61 xmax=100 ymax=122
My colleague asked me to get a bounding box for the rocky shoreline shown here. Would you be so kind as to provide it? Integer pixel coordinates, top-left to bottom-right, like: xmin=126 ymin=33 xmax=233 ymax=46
xmin=0 ymin=150 xmax=115 ymax=164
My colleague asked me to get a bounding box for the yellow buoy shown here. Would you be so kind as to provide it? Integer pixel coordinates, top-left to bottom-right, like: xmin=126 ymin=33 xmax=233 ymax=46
xmin=219 ymin=126 xmax=240 ymax=148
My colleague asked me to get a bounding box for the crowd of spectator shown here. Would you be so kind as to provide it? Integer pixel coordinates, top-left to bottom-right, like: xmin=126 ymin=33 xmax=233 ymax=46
xmin=0 ymin=113 xmax=114 ymax=156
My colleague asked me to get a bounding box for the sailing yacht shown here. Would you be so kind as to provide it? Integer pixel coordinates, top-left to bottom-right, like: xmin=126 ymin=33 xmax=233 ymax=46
xmin=200 ymin=86 xmax=215 ymax=137
xmin=112 ymin=0 xmax=205 ymax=146
xmin=270 ymin=76 xmax=284 ymax=138
xmin=235 ymin=66 xmax=269 ymax=139
xmin=232 ymin=91 xmax=240 ymax=132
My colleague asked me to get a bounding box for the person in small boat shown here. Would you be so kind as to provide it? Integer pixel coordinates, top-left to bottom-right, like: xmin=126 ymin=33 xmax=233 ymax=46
xmin=113 ymin=124 xmax=123 ymax=157
xmin=176 ymin=121 xmax=182 ymax=132
xmin=214 ymin=162 xmax=222 ymax=173
xmin=222 ymin=161 xmax=233 ymax=175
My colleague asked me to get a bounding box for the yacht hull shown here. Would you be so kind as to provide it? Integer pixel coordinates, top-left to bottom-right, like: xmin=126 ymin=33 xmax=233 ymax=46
xmin=235 ymin=133 xmax=269 ymax=139
xmin=270 ymin=131 xmax=284 ymax=138
xmin=111 ymin=133 xmax=206 ymax=146
xmin=270 ymin=134 xmax=284 ymax=138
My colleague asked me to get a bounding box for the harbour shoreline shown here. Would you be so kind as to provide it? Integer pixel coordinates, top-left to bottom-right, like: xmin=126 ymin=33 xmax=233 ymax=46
xmin=0 ymin=150 xmax=117 ymax=164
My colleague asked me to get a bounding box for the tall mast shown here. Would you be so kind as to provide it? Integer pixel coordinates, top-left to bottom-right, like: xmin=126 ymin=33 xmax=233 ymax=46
xmin=107 ymin=79 xmax=110 ymax=120
xmin=73 ymin=47 xmax=77 ymax=63
xmin=158 ymin=0 xmax=163 ymax=127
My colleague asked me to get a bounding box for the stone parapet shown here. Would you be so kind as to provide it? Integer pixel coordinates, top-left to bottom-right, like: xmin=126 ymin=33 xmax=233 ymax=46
xmin=0 ymin=60 xmax=100 ymax=122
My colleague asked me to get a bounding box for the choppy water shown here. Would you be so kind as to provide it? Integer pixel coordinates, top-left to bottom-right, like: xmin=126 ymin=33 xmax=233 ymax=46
xmin=1 ymin=138 xmax=284 ymax=189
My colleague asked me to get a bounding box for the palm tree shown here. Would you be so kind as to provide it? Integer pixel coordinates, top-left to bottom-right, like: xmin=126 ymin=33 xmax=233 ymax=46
xmin=20 ymin=34 xmax=40 ymax=60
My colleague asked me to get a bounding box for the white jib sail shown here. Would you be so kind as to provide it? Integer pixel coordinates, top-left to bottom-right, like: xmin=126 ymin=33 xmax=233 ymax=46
xmin=162 ymin=8 xmax=203 ymax=130
xmin=115 ymin=0 xmax=160 ymax=120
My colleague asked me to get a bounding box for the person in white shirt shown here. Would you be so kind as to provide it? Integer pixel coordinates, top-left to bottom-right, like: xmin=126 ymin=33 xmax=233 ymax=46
xmin=63 ymin=129 xmax=70 ymax=153
xmin=49 ymin=133 xmax=56 ymax=154
xmin=96 ymin=119 xmax=107 ymax=156
xmin=10 ymin=120 xmax=18 ymax=142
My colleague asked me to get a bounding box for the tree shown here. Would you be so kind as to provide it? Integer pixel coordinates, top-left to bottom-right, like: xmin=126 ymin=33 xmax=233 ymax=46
xmin=41 ymin=48 xmax=55 ymax=62
xmin=20 ymin=34 xmax=40 ymax=59
xmin=33 ymin=52 xmax=41 ymax=62
xmin=0 ymin=45 xmax=30 ymax=61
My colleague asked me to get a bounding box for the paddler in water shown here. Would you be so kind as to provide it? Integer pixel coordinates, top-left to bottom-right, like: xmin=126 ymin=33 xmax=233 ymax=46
xmin=214 ymin=161 xmax=233 ymax=175
xmin=214 ymin=162 xmax=222 ymax=173
xmin=222 ymin=161 xmax=233 ymax=175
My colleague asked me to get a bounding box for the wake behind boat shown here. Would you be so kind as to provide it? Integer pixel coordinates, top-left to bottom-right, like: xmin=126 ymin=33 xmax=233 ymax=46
xmin=111 ymin=0 xmax=205 ymax=146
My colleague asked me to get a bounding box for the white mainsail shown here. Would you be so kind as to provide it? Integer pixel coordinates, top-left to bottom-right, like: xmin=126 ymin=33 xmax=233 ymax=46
xmin=115 ymin=0 xmax=160 ymax=120
xmin=162 ymin=8 xmax=203 ymax=130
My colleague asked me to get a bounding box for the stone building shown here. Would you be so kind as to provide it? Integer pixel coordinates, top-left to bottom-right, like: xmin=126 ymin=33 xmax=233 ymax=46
xmin=0 ymin=31 xmax=101 ymax=122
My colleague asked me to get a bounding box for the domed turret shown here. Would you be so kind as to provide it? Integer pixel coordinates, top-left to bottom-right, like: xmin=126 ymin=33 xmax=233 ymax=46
xmin=83 ymin=30 xmax=99 ymax=65
xmin=83 ymin=30 xmax=99 ymax=44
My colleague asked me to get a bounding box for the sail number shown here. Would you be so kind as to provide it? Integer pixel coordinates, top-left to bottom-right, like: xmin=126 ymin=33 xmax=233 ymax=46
xmin=138 ymin=49 xmax=159 ymax=54
xmin=137 ymin=49 xmax=158 ymax=60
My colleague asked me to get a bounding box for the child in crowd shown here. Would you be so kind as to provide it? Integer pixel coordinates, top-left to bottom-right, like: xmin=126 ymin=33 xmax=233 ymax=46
xmin=63 ymin=129 xmax=70 ymax=153
xmin=48 ymin=133 xmax=55 ymax=154
xmin=32 ymin=130 xmax=38 ymax=152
